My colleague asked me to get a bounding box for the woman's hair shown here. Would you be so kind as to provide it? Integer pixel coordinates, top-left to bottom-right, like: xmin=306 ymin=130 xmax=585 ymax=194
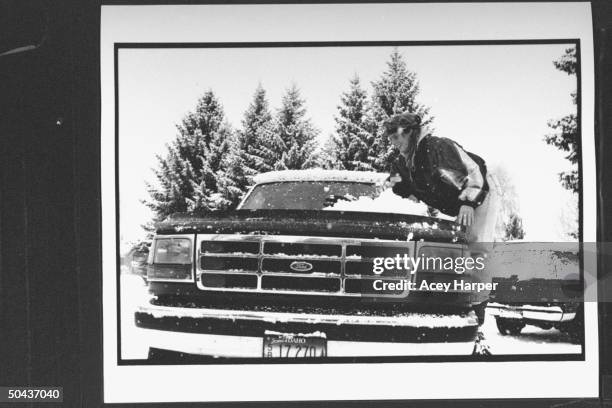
xmin=382 ymin=112 xmax=422 ymax=137
xmin=383 ymin=113 xmax=422 ymax=165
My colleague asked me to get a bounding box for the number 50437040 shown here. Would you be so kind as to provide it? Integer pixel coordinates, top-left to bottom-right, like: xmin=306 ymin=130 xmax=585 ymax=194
xmin=2 ymin=387 xmax=62 ymax=402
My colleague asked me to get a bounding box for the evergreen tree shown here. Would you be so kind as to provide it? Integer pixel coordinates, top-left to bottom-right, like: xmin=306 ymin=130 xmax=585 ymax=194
xmin=248 ymin=125 xmax=287 ymax=173
xmin=504 ymin=213 xmax=526 ymax=241
xmin=144 ymin=90 xmax=233 ymax=220
xmin=242 ymin=85 xmax=273 ymax=147
xmin=330 ymin=75 xmax=374 ymax=170
xmin=545 ymin=46 xmax=578 ymax=193
xmin=201 ymin=124 xmax=237 ymax=210
xmin=211 ymin=86 xmax=275 ymax=210
xmin=177 ymin=90 xmax=225 ymax=147
xmin=272 ymin=84 xmax=319 ymax=170
xmin=239 ymin=84 xmax=275 ymax=174
xmin=317 ymin=134 xmax=346 ymax=170
xmin=369 ymin=48 xmax=433 ymax=172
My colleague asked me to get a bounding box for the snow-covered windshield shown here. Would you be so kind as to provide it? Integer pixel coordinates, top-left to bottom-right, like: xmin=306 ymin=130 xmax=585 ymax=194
xmin=240 ymin=181 xmax=379 ymax=210
xmin=239 ymin=180 xmax=444 ymax=218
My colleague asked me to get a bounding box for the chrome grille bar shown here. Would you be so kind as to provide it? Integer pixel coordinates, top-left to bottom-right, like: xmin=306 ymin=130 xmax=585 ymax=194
xmin=196 ymin=234 xmax=416 ymax=297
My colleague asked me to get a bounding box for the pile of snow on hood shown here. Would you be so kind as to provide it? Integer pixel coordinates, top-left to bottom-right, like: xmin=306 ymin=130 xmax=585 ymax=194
xmin=324 ymin=188 xmax=432 ymax=216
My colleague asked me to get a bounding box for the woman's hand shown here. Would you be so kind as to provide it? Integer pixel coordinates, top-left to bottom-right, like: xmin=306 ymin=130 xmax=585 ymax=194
xmin=456 ymin=205 xmax=474 ymax=227
xmin=385 ymin=174 xmax=402 ymax=189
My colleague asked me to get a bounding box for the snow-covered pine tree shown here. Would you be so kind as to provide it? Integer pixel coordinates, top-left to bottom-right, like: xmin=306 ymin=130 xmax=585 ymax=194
xmin=545 ymin=46 xmax=578 ymax=194
xmin=213 ymin=87 xmax=278 ymax=211
xmin=215 ymin=146 xmax=248 ymax=210
xmin=328 ymin=75 xmax=374 ymax=171
xmin=242 ymin=85 xmax=272 ymax=146
xmin=203 ymin=124 xmax=237 ymax=210
xmin=318 ymin=134 xmax=346 ymax=170
xmin=544 ymin=47 xmax=578 ymax=239
xmin=236 ymin=85 xmax=277 ymax=176
xmin=144 ymin=129 xmax=214 ymax=220
xmin=144 ymin=90 xmax=232 ymax=220
xmin=369 ymin=48 xmax=433 ymax=172
xmin=177 ymin=90 xmax=225 ymax=147
xmin=272 ymin=84 xmax=319 ymax=170
xmin=249 ymin=125 xmax=286 ymax=173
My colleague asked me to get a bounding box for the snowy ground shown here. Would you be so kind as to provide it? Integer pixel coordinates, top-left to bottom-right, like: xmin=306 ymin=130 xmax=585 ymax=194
xmin=120 ymin=274 xmax=153 ymax=359
xmin=119 ymin=274 xmax=581 ymax=360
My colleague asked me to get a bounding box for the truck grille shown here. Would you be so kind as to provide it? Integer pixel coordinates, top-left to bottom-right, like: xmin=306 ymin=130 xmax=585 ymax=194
xmin=197 ymin=235 xmax=415 ymax=297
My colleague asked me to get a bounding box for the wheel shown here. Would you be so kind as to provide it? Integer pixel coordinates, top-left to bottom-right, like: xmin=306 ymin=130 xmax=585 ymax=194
xmin=495 ymin=317 xmax=525 ymax=335
xmin=558 ymin=305 xmax=583 ymax=344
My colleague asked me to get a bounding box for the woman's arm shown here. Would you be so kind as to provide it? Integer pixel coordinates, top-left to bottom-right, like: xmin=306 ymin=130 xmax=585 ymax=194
xmin=388 ymin=160 xmax=414 ymax=198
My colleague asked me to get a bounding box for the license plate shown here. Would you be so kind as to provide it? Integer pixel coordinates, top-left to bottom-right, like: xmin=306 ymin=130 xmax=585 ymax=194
xmin=262 ymin=331 xmax=327 ymax=358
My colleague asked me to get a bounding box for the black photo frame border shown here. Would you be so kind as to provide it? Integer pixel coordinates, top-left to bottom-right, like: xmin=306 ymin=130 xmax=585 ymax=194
xmin=113 ymin=39 xmax=585 ymax=366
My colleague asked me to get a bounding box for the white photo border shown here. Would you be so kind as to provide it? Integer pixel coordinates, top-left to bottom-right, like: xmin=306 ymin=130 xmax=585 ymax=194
xmin=101 ymin=2 xmax=597 ymax=403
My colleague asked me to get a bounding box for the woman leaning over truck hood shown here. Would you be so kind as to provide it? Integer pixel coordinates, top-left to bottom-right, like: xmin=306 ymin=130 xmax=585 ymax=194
xmin=384 ymin=112 xmax=501 ymax=243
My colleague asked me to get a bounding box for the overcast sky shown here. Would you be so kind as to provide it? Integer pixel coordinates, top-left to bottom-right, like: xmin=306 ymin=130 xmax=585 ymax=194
xmin=118 ymin=44 xmax=577 ymax=248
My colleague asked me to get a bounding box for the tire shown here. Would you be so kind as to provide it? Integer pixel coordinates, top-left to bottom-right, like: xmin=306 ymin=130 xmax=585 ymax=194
xmin=495 ymin=317 xmax=525 ymax=335
xmin=558 ymin=305 xmax=583 ymax=344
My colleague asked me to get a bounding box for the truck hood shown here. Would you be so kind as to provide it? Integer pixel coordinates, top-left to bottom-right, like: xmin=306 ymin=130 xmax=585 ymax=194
xmin=156 ymin=209 xmax=465 ymax=243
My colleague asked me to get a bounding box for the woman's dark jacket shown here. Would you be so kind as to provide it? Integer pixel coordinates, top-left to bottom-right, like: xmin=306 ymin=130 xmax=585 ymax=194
xmin=390 ymin=135 xmax=489 ymax=217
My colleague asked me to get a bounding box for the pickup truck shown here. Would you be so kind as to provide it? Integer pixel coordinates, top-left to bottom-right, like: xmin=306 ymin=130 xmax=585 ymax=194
xmin=134 ymin=170 xmax=494 ymax=360
xmin=486 ymin=243 xmax=583 ymax=342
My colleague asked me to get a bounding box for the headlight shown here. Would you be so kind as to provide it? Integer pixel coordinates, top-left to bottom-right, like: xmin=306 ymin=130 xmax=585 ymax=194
xmin=148 ymin=237 xmax=193 ymax=281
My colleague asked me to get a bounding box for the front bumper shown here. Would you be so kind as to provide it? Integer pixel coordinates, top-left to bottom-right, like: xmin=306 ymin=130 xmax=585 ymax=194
xmin=134 ymin=303 xmax=479 ymax=358
xmin=487 ymin=302 xmax=576 ymax=322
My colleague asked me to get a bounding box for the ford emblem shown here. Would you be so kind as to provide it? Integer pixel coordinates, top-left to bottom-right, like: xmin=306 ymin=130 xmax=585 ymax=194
xmin=290 ymin=261 xmax=313 ymax=272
